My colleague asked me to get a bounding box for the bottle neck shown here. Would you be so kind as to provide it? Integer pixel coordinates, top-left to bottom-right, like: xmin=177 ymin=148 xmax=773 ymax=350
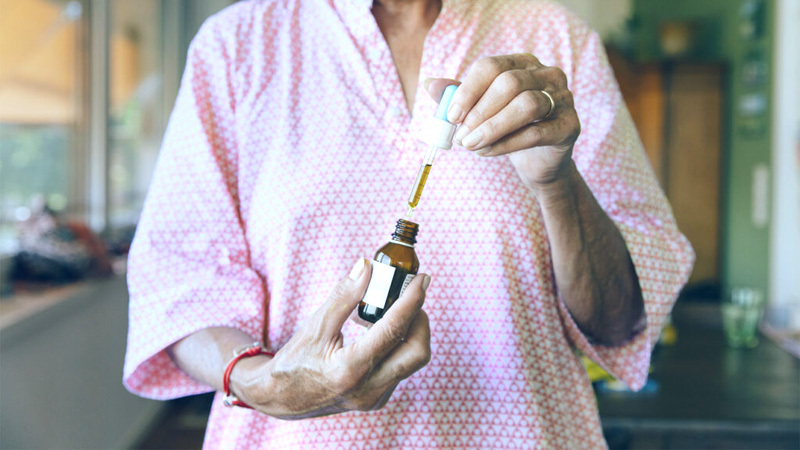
xmin=391 ymin=219 xmax=419 ymax=246
xmin=390 ymin=239 xmax=415 ymax=248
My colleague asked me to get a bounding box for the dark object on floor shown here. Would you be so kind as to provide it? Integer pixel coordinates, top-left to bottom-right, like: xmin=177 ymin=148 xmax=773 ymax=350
xmin=100 ymin=224 xmax=137 ymax=256
xmin=135 ymin=394 xmax=213 ymax=449
xmin=12 ymin=203 xmax=112 ymax=284
xmin=679 ymin=282 xmax=722 ymax=302
xmin=12 ymin=251 xmax=86 ymax=283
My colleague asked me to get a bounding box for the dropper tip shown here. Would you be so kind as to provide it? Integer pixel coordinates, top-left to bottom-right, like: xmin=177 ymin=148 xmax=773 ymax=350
xmin=405 ymin=207 xmax=414 ymax=218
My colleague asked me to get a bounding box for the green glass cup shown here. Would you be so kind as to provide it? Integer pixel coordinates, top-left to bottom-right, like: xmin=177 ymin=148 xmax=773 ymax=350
xmin=722 ymin=288 xmax=764 ymax=348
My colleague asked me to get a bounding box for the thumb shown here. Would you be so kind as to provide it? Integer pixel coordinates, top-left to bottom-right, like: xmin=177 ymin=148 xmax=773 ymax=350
xmin=316 ymin=258 xmax=372 ymax=337
xmin=423 ymin=78 xmax=461 ymax=102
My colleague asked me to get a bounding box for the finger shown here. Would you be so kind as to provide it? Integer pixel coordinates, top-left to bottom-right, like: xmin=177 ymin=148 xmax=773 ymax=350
xmin=446 ymin=54 xmax=537 ymax=124
xmin=346 ymin=273 xmax=430 ymax=366
xmin=348 ymin=308 xmax=373 ymax=329
xmin=345 ymin=380 xmax=400 ymax=412
xmin=370 ymin=381 xmax=400 ymax=411
xmin=423 ymin=78 xmax=461 ymax=102
xmin=474 ymin=116 xmax=580 ymax=157
xmin=364 ymin=310 xmax=431 ymax=388
xmin=346 ymin=308 xmax=431 ymax=411
xmin=316 ymin=258 xmax=372 ymax=338
xmin=456 ymin=69 xmax=546 ymax=137
xmin=458 ymin=89 xmax=555 ymax=150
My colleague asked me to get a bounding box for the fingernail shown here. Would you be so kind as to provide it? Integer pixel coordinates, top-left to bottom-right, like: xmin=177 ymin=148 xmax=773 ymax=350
xmin=349 ymin=258 xmax=366 ymax=280
xmin=422 ymin=274 xmax=432 ymax=291
xmin=454 ymin=125 xmax=470 ymax=144
xmin=447 ymin=104 xmax=463 ymax=123
xmin=475 ymin=146 xmax=492 ymax=156
xmin=423 ymin=78 xmax=432 ymax=91
xmin=461 ymin=129 xmax=484 ymax=149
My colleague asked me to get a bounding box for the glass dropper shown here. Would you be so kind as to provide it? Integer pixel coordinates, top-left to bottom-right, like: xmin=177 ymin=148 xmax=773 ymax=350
xmin=405 ymin=84 xmax=459 ymax=217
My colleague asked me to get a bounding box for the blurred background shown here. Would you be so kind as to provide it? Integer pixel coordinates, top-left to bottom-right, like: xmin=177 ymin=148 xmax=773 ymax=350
xmin=0 ymin=0 xmax=797 ymax=448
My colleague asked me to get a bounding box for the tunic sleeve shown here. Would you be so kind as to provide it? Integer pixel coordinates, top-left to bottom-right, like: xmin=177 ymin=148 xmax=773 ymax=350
xmin=556 ymin=28 xmax=695 ymax=390
xmin=123 ymin=16 xmax=265 ymax=400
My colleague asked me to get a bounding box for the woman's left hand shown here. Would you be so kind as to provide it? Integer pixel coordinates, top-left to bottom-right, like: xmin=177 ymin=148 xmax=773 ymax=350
xmin=425 ymin=53 xmax=581 ymax=191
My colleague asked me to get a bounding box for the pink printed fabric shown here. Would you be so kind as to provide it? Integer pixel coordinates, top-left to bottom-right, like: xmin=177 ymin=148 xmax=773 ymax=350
xmin=123 ymin=0 xmax=694 ymax=448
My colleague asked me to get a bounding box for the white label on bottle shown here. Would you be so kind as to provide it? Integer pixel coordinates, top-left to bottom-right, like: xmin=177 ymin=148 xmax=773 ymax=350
xmin=398 ymin=273 xmax=416 ymax=298
xmin=362 ymin=261 xmax=396 ymax=309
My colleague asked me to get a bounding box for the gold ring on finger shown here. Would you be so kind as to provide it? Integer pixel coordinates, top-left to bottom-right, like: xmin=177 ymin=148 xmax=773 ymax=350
xmin=540 ymin=90 xmax=555 ymax=119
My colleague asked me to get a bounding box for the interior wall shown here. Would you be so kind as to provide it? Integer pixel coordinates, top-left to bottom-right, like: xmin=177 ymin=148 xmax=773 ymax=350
xmin=556 ymin=0 xmax=633 ymax=39
xmin=769 ymin=0 xmax=800 ymax=308
xmin=632 ymin=0 xmax=775 ymax=299
xmin=183 ymin=0 xmax=234 ymax=54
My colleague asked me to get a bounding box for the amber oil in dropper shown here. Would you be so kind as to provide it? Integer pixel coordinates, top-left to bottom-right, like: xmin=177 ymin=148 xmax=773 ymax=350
xmin=408 ymin=163 xmax=433 ymax=210
xmin=406 ymin=144 xmax=440 ymax=217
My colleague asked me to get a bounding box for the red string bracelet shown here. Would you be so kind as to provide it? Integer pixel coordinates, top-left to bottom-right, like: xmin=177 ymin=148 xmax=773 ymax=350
xmin=222 ymin=342 xmax=274 ymax=409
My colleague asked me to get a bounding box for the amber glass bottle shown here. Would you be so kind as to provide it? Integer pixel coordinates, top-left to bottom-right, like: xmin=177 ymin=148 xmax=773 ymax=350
xmin=358 ymin=219 xmax=420 ymax=323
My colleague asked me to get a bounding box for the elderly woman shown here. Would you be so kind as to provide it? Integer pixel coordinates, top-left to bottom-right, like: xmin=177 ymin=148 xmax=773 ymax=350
xmin=123 ymin=0 xmax=694 ymax=448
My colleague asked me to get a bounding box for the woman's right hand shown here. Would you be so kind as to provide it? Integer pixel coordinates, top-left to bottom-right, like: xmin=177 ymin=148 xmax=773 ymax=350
xmin=232 ymin=258 xmax=432 ymax=419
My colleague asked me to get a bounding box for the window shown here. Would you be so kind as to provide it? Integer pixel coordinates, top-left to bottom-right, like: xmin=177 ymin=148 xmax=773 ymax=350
xmin=108 ymin=0 xmax=166 ymax=227
xmin=0 ymin=0 xmax=85 ymax=255
xmin=0 ymin=0 xmax=231 ymax=268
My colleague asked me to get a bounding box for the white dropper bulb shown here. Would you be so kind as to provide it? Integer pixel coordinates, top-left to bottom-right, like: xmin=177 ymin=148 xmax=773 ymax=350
xmin=417 ymin=84 xmax=459 ymax=151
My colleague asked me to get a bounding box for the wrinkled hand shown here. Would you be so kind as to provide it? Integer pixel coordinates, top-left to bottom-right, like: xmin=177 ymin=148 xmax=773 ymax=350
xmin=426 ymin=53 xmax=581 ymax=190
xmin=235 ymin=259 xmax=432 ymax=419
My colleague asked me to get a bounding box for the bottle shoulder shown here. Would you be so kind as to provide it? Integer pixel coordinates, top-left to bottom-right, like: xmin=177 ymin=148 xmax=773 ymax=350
xmin=376 ymin=240 xmax=417 ymax=255
xmin=375 ymin=241 xmax=419 ymax=271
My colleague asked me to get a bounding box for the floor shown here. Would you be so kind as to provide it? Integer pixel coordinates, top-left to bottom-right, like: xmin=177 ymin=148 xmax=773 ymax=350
xmin=135 ymin=394 xmax=213 ymax=449
xmin=135 ymin=394 xmax=630 ymax=449
xmin=136 ymin=394 xmax=799 ymax=450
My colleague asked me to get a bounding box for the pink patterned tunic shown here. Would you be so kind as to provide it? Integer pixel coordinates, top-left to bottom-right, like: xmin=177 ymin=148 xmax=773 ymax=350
xmin=123 ymin=0 xmax=694 ymax=448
